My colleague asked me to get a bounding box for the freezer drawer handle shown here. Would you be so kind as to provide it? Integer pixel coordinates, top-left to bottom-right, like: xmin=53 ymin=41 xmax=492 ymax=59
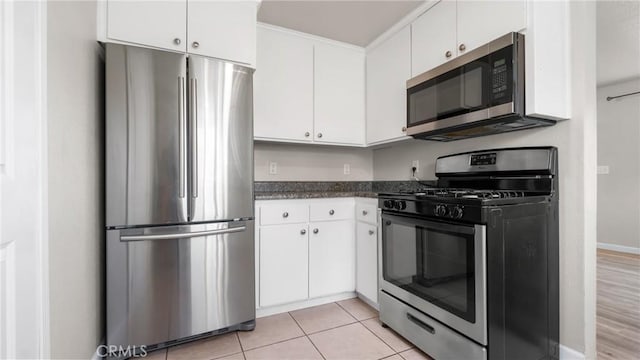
xmin=120 ymin=226 xmax=247 ymax=242
xmin=406 ymin=313 xmax=435 ymax=334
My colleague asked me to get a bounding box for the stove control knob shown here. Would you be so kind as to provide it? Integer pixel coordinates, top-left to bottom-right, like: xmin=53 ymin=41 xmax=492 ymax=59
xmin=394 ymin=200 xmax=406 ymax=210
xmin=452 ymin=206 xmax=464 ymax=219
xmin=435 ymin=204 xmax=448 ymax=217
xmin=383 ymin=200 xmax=394 ymax=209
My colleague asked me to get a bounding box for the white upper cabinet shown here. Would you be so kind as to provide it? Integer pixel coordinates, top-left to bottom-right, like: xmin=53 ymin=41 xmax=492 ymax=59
xmin=456 ymin=0 xmax=527 ymax=55
xmin=411 ymin=0 xmax=526 ymax=77
xmin=103 ymin=0 xmax=257 ymax=66
xmin=314 ymin=43 xmax=365 ymax=145
xmin=254 ymin=25 xmax=366 ymax=146
xmin=366 ymin=26 xmax=412 ymax=145
xmin=411 ymin=0 xmax=456 ymax=77
xmin=106 ymin=1 xmax=187 ymax=52
xmin=254 ymin=27 xmax=314 ymax=142
xmin=187 ymin=1 xmax=257 ymax=65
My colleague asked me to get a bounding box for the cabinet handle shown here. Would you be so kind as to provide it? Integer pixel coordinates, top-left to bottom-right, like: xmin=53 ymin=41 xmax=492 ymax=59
xmin=313 ymin=228 xmax=319 ymax=234
xmin=282 ymin=212 xmax=289 ymax=218
xmin=369 ymin=230 xmax=375 ymax=235
xmin=459 ymin=43 xmax=466 ymax=52
xmin=305 ymin=132 xmax=310 ymax=137
xmin=445 ymin=50 xmax=452 ymax=58
xmin=192 ymin=41 xmax=200 ymax=48
xmin=300 ymin=229 xmax=307 ymax=235
xmin=362 ymin=210 xmax=368 ymax=216
xmin=174 ymin=38 xmax=181 ymax=45
xmin=317 ymin=133 xmax=323 ymax=138
xmin=401 ymin=126 xmax=407 ymax=132
xmin=329 ymin=209 xmax=335 ymax=215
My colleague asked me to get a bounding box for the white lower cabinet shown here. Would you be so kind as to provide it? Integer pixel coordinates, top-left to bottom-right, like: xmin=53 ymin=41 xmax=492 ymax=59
xmin=259 ymin=224 xmax=309 ymax=307
xmin=256 ymin=198 xmax=365 ymax=312
xmin=356 ymin=222 xmax=378 ymax=304
xmin=309 ymin=220 xmax=355 ymax=298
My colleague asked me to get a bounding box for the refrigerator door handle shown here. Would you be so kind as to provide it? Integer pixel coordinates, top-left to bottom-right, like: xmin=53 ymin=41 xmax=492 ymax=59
xmin=178 ymin=76 xmax=187 ymax=198
xmin=120 ymin=225 xmax=247 ymax=242
xmin=190 ymin=77 xmax=198 ymax=199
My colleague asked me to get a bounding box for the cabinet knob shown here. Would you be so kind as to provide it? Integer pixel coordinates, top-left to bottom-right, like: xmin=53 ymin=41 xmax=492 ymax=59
xmin=313 ymin=228 xmax=319 ymax=234
xmin=300 ymin=229 xmax=307 ymax=235
xmin=459 ymin=43 xmax=466 ymax=52
xmin=329 ymin=209 xmax=335 ymax=215
xmin=174 ymin=38 xmax=181 ymax=45
xmin=192 ymin=41 xmax=200 ymax=48
xmin=282 ymin=212 xmax=289 ymax=218
xmin=305 ymin=132 xmax=310 ymax=137
xmin=445 ymin=50 xmax=452 ymax=58
xmin=401 ymin=126 xmax=407 ymax=132
xmin=362 ymin=210 xmax=368 ymax=215
xmin=317 ymin=133 xmax=323 ymax=138
xmin=369 ymin=230 xmax=375 ymax=235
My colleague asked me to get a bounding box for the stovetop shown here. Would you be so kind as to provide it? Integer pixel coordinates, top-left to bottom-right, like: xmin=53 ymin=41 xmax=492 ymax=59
xmin=395 ymin=187 xmax=537 ymax=199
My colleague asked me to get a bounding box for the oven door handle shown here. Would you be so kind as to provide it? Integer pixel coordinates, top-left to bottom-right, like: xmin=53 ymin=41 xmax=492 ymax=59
xmin=382 ymin=213 xmax=475 ymax=235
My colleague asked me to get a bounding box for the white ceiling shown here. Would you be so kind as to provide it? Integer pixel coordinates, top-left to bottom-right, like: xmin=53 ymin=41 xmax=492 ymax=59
xmin=597 ymin=0 xmax=640 ymax=86
xmin=258 ymin=0 xmax=425 ymax=47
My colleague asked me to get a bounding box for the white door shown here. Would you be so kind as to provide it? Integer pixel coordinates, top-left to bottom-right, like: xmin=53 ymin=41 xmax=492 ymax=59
xmin=259 ymin=224 xmax=309 ymax=307
xmin=187 ymin=0 xmax=256 ymax=65
xmin=456 ymin=0 xmax=527 ymax=55
xmin=106 ymin=0 xmax=186 ymax=52
xmin=411 ymin=0 xmax=457 ymax=77
xmin=366 ymin=26 xmax=411 ymax=145
xmin=356 ymin=222 xmax=378 ymax=304
xmin=309 ymin=221 xmax=356 ymax=298
xmin=313 ymin=43 xmax=365 ymax=145
xmin=254 ymin=27 xmax=314 ymax=142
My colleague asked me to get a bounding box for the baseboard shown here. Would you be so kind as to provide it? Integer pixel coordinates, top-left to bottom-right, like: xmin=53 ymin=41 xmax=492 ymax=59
xmin=560 ymin=344 xmax=585 ymax=360
xmin=597 ymin=242 xmax=640 ymax=255
xmin=256 ymin=292 xmax=357 ymax=318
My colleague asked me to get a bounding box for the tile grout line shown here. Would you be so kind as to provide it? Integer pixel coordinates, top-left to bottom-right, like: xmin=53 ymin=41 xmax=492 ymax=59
xmin=288 ymin=311 xmax=327 ymax=360
xmin=235 ymin=332 xmax=247 ymax=360
xmin=240 ymin=334 xmax=308 ymax=353
xmin=334 ymin=299 xmax=362 ymax=322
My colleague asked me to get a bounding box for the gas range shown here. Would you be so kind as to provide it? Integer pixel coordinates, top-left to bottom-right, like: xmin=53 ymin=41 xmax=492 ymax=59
xmin=377 ymin=147 xmax=559 ymax=360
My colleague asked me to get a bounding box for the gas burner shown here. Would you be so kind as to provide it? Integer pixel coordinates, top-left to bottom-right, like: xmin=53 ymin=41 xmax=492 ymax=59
xmin=405 ymin=188 xmax=528 ymax=199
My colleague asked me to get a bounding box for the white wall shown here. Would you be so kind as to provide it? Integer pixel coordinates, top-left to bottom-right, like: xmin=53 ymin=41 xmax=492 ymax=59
xmin=255 ymin=142 xmax=373 ymax=181
xmin=47 ymin=1 xmax=103 ymax=358
xmin=597 ymin=78 xmax=640 ymax=253
xmin=373 ymin=2 xmax=598 ymax=357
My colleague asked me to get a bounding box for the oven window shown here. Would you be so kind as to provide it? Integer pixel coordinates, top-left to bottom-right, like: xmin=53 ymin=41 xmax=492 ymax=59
xmin=382 ymin=214 xmax=476 ymax=323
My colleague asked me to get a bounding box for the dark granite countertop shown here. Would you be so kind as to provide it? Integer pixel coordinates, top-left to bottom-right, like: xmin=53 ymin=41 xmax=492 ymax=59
xmin=254 ymin=181 xmax=435 ymax=200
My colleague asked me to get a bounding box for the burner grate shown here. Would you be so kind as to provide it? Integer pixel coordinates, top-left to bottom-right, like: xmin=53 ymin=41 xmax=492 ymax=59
xmin=407 ymin=188 xmax=528 ymax=199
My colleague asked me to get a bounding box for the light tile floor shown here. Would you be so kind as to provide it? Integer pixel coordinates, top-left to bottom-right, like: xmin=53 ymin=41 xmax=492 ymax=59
xmin=146 ymin=298 xmax=433 ymax=360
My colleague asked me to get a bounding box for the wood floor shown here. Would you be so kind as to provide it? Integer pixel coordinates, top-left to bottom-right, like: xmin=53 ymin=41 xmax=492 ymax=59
xmin=597 ymin=249 xmax=640 ymax=359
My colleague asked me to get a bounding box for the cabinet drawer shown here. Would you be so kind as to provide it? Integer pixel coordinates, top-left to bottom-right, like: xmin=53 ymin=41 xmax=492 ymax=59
xmin=310 ymin=202 xmax=354 ymax=222
xmin=356 ymin=203 xmax=377 ymax=224
xmin=260 ymin=204 xmax=309 ymax=225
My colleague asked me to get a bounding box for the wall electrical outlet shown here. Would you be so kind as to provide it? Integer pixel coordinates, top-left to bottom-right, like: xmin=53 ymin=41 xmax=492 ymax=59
xmin=597 ymin=165 xmax=609 ymax=175
xmin=343 ymin=163 xmax=351 ymax=175
xmin=269 ymin=162 xmax=278 ymax=175
xmin=412 ymin=160 xmax=420 ymax=174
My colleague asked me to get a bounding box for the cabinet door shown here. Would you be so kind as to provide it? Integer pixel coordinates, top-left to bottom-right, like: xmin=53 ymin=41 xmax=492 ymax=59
xmin=356 ymin=222 xmax=378 ymax=304
xmin=187 ymin=1 xmax=257 ymax=65
xmin=254 ymin=27 xmax=314 ymax=142
xmin=309 ymin=221 xmax=356 ymax=298
xmin=314 ymin=43 xmax=365 ymax=145
xmin=457 ymin=0 xmax=527 ymax=55
xmin=106 ymin=0 xmax=186 ymax=52
xmin=411 ymin=0 xmax=456 ymax=77
xmin=366 ymin=26 xmax=411 ymax=145
xmin=259 ymin=224 xmax=309 ymax=307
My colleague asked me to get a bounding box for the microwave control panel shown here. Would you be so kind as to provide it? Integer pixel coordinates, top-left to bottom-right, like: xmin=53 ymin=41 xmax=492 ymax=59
xmin=492 ymin=58 xmax=508 ymax=99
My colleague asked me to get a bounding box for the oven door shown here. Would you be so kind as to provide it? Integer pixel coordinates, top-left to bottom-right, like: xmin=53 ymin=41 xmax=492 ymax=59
xmin=380 ymin=212 xmax=487 ymax=345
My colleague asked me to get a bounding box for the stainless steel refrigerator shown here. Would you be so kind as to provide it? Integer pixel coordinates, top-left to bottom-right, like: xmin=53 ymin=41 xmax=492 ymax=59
xmin=105 ymin=43 xmax=255 ymax=353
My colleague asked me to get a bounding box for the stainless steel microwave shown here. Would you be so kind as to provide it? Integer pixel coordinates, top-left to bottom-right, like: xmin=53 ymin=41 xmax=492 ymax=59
xmin=406 ymin=32 xmax=555 ymax=141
